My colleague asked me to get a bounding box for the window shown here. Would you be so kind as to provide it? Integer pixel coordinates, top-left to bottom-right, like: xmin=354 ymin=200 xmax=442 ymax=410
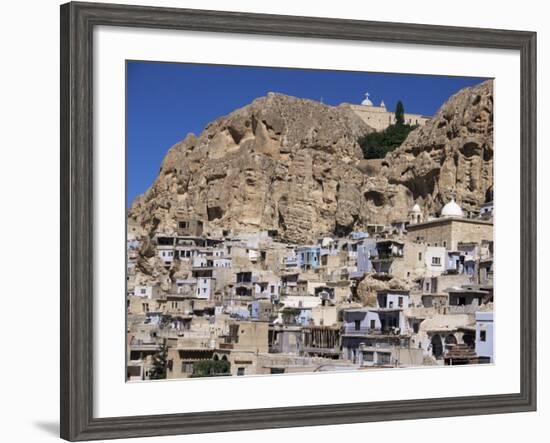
xmin=398 ymin=296 xmax=403 ymax=307
xmin=364 ymin=351 xmax=374 ymax=362
xmin=354 ymin=320 xmax=361 ymax=331
xmin=378 ymin=352 xmax=391 ymax=365
xmin=432 ymin=256 xmax=441 ymax=266
xmin=270 ymin=285 xmax=275 ymax=293
xmin=370 ymin=319 xmax=376 ymax=329
xmin=443 ymin=241 xmax=447 ymax=247
xmin=418 ymin=252 xmax=422 ymax=261
xmin=140 ymin=288 xmax=146 ymax=295
xmin=480 ymin=330 xmax=487 ymax=342
xmin=182 ymin=362 xmax=193 ymax=373
xmin=237 ymin=367 xmax=245 ymax=376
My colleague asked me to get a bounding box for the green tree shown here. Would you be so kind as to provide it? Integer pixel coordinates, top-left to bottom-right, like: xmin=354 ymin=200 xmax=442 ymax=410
xmin=358 ymin=121 xmax=418 ymax=160
xmin=395 ymin=100 xmax=405 ymax=126
xmin=148 ymin=339 xmax=169 ymax=380
xmin=191 ymin=359 xmax=231 ymax=378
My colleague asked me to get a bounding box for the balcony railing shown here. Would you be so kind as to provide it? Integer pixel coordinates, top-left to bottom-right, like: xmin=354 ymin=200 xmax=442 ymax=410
xmin=343 ymin=327 xmax=404 ymax=336
xmin=128 ymin=340 xmax=160 ymax=350
xmin=236 ymin=275 xmax=258 ymax=285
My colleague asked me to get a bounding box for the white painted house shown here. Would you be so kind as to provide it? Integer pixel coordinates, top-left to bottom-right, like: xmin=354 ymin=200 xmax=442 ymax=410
xmin=157 ymin=246 xmax=175 ymax=265
xmin=196 ymin=277 xmax=215 ymax=300
xmin=133 ymin=284 xmax=162 ymax=299
xmin=475 ymin=311 xmax=494 ymax=363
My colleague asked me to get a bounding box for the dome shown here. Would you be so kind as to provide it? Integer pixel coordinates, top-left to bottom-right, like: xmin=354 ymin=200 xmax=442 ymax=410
xmin=441 ymin=198 xmax=463 ymax=218
xmin=361 ymin=92 xmax=373 ymax=106
xmin=411 ymin=203 xmax=421 ymax=214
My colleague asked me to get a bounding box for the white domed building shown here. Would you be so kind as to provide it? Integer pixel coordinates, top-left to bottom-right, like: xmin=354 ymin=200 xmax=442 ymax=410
xmin=342 ymin=91 xmax=431 ymax=131
xmin=440 ymin=198 xmax=464 ymax=218
xmin=407 ymin=196 xmax=493 ymax=251
xmin=361 ymin=92 xmax=374 ymax=106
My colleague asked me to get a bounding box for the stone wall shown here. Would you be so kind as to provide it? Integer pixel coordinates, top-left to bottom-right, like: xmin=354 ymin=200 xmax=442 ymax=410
xmin=344 ymin=103 xmax=430 ymax=132
xmin=407 ymin=218 xmax=493 ymax=251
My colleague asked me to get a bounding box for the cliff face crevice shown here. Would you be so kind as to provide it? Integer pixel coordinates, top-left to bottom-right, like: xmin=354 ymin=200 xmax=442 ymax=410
xmin=129 ymin=81 xmax=493 ymax=243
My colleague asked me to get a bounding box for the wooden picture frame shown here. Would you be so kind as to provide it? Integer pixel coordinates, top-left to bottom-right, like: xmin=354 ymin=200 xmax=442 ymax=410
xmin=60 ymin=1 xmax=537 ymax=440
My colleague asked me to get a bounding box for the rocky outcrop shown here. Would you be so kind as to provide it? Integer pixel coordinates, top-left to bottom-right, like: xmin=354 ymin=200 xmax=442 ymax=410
xmin=129 ymin=81 xmax=493 ymax=243
xmin=354 ymin=274 xmax=413 ymax=306
xmin=382 ymin=80 xmax=493 ymax=216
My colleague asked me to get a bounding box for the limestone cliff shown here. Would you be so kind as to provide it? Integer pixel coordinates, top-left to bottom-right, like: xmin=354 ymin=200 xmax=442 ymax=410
xmin=382 ymin=80 xmax=493 ymax=216
xmin=128 ymin=80 xmax=493 ymax=243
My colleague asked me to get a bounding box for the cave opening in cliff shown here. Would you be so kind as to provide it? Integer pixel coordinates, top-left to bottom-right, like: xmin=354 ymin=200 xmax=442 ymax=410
xmin=364 ymin=190 xmax=386 ymax=207
xmin=207 ymin=206 xmax=223 ymax=221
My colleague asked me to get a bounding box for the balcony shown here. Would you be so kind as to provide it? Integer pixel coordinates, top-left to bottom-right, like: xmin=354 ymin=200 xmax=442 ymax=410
xmin=236 ymin=274 xmax=258 ymax=285
xmin=343 ymin=327 xmax=405 ymax=336
xmin=284 ymin=257 xmax=299 ymax=267
xmin=128 ymin=339 xmax=160 ymax=351
xmin=303 ymin=346 xmax=340 ymax=356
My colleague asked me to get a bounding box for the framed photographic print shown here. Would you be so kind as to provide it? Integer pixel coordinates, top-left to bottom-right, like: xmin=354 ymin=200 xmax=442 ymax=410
xmin=60 ymin=1 xmax=537 ymax=441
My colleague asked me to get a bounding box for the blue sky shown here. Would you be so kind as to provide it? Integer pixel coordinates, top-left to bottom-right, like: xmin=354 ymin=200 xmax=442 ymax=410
xmin=127 ymin=61 xmax=488 ymax=207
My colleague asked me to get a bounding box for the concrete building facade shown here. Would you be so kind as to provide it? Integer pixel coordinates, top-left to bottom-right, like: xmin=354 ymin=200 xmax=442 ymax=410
xmin=407 ymin=217 xmax=493 ymax=251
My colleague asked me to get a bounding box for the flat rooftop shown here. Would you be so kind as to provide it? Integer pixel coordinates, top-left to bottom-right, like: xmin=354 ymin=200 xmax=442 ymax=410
xmin=407 ymin=217 xmax=493 ymax=230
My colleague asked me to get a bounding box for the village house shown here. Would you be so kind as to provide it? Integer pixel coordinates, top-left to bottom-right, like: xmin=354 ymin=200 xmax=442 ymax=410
xmin=358 ymin=343 xmax=424 ymax=368
xmin=296 ymin=245 xmax=321 ymax=270
xmin=370 ymin=239 xmax=404 ymax=274
xmin=341 ymin=290 xmax=411 ymax=363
